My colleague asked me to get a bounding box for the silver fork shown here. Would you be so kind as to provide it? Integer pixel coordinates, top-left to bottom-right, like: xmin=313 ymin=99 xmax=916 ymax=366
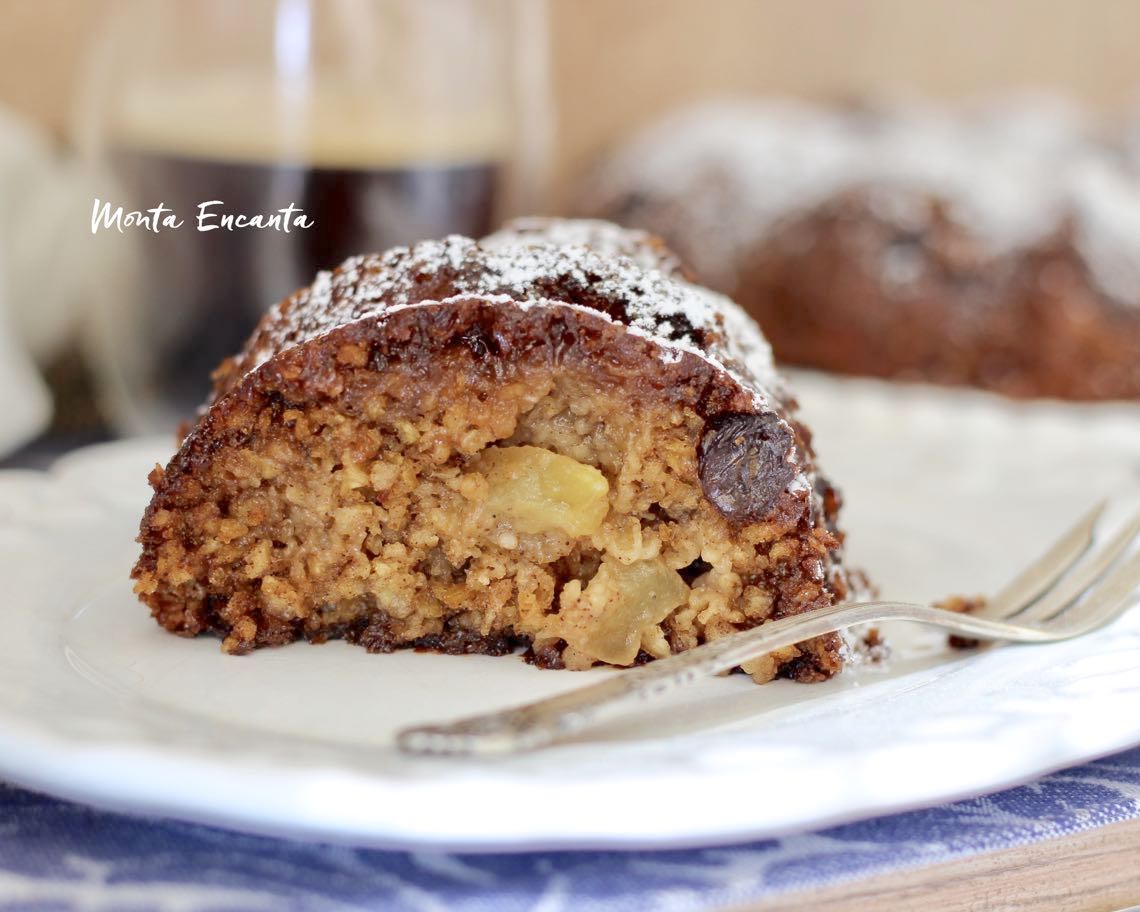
xmin=396 ymin=502 xmax=1140 ymax=757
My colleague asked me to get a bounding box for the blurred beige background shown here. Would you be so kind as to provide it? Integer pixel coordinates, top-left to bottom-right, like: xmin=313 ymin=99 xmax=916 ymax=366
xmin=4 ymin=0 xmax=1140 ymax=189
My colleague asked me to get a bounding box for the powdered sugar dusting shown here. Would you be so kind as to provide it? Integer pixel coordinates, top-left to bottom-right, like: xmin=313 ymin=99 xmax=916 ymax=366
xmin=586 ymin=100 xmax=856 ymax=290
xmin=1069 ymin=157 xmax=1140 ymax=305
xmin=588 ymin=97 xmax=1140 ymax=307
xmin=235 ymin=221 xmax=786 ymax=409
xmin=484 ymin=217 xmax=686 ymax=277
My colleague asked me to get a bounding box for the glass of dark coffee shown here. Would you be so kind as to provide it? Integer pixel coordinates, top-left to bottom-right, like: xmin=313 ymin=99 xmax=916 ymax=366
xmin=77 ymin=0 xmax=544 ymax=433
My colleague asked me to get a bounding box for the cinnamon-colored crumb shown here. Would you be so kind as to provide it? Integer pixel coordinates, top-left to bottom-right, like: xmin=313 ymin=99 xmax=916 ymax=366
xmin=936 ymin=594 xmax=988 ymax=650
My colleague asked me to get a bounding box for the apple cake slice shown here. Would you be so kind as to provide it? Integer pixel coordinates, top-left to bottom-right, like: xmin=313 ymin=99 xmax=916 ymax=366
xmin=132 ymin=218 xmax=854 ymax=682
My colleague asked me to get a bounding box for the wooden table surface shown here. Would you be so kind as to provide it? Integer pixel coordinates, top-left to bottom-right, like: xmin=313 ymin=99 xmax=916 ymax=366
xmin=734 ymin=816 xmax=1140 ymax=912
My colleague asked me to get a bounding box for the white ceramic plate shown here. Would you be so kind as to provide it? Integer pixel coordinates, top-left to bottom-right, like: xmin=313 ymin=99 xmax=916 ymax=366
xmin=1 ymin=374 xmax=1139 ymax=851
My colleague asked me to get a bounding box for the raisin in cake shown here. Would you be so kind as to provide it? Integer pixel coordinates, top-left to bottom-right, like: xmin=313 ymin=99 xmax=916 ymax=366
xmin=133 ymin=218 xmax=853 ymax=682
xmin=584 ymin=98 xmax=1140 ymax=400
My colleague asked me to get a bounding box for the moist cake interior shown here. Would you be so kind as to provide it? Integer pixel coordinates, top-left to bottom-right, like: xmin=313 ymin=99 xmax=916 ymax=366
xmin=135 ymin=338 xmax=843 ymax=683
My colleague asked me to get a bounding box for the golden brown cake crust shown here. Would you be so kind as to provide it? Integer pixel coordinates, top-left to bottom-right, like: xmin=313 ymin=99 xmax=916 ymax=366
xmin=134 ymin=222 xmax=852 ymax=681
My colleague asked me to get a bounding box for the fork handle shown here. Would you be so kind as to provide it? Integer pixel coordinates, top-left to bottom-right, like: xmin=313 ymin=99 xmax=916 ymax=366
xmin=396 ymin=601 xmax=1055 ymax=757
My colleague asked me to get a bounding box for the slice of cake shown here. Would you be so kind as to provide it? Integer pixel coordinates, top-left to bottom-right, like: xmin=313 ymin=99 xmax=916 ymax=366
xmin=132 ymin=218 xmax=853 ymax=682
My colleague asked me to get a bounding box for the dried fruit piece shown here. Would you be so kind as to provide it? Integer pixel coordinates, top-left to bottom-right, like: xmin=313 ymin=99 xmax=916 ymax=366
xmin=698 ymin=411 xmax=796 ymax=523
xmin=562 ymin=557 xmax=690 ymax=665
xmin=479 ymin=445 xmax=610 ymax=536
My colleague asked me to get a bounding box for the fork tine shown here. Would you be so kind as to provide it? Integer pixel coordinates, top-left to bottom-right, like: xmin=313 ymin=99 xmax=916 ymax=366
xmin=1047 ymin=550 xmax=1140 ymax=636
xmin=1013 ymin=510 xmax=1140 ymax=624
xmin=979 ymin=499 xmax=1106 ymax=620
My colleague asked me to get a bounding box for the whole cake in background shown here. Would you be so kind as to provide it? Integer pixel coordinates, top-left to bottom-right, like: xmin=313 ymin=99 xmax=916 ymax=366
xmin=583 ymin=98 xmax=1140 ymax=400
xmin=133 ymin=218 xmax=864 ymax=683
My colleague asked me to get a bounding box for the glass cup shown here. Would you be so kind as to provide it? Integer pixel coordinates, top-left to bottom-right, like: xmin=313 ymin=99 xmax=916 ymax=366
xmin=76 ymin=0 xmax=547 ymax=433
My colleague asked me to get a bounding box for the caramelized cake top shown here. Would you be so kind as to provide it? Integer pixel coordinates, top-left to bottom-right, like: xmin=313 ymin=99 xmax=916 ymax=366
xmin=213 ymin=220 xmax=789 ymax=415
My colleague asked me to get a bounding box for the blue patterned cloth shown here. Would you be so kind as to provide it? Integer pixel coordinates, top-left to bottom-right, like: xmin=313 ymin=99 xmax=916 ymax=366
xmin=0 ymin=748 xmax=1137 ymax=910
